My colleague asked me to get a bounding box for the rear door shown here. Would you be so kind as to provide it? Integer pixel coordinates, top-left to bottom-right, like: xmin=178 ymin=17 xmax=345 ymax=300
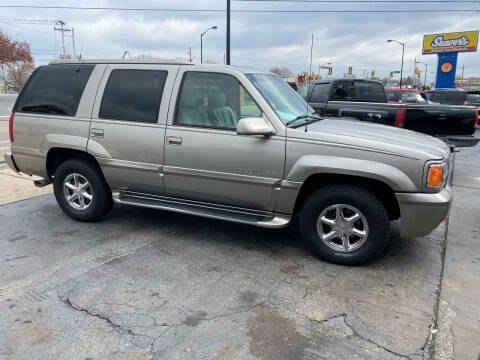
xmin=88 ymin=64 xmax=178 ymax=195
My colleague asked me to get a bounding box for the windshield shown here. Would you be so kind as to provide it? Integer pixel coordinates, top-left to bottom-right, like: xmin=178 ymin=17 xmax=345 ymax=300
xmin=246 ymin=73 xmax=317 ymax=124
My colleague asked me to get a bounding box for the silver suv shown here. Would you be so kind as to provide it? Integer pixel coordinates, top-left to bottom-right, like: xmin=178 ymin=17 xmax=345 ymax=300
xmin=4 ymin=59 xmax=452 ymax=265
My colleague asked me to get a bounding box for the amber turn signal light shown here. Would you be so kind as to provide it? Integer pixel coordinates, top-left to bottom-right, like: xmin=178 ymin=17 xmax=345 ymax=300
xmin=427 ymin=165 xmax=443 ymax=188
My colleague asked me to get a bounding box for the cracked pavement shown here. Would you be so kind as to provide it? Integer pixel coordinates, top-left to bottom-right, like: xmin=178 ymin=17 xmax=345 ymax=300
xmin=1 ymin=144 xmax=479 ymax=359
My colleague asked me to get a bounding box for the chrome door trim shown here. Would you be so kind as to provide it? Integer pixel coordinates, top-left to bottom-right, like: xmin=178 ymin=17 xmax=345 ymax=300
xmin=163 ymin=166 xmax=282 ymax=186
xmin=97 ymin=157 xmax=163 ymax=173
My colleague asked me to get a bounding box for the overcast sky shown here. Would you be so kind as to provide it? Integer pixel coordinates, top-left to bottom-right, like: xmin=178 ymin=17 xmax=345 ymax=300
xmin=1 ymin=0 xmax=479 ymax=84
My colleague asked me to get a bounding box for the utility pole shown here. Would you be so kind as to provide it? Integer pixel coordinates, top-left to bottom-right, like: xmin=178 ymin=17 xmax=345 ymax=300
xmin=54 ymin=20 xmax=71 ymax=59
xmin=187 ymin=47 xmax=192 ymax=62
xmin=461 ymin=64 xmax=465 ymax=87
xmin=71 ymin=28 xmax=76 ymax=59
xmin=309 ymin=34 xmax=313 ymax=76
xmin=226 ymin=0 xmax=231 ymax=65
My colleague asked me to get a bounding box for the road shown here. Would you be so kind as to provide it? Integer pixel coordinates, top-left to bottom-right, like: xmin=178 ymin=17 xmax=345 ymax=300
xmin=0 ymin=95 xmax=16 ymax=166
xmin=0 ymin=142 xmax=478 ymax=359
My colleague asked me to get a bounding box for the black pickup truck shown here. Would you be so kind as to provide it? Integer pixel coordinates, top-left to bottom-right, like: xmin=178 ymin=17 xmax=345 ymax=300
xmin=298 ymin=79 xmax=479 ymax=147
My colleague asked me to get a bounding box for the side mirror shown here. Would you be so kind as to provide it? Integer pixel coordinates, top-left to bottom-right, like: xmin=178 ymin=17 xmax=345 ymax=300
xmin=236 ymin=117 xmax=275 ymax=136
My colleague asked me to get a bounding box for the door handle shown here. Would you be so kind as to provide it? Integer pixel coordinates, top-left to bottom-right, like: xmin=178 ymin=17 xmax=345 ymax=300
xmin=438 ymin=113 xmax=447 ymax=120
xmin=166 ymin=136 xmax=182 ymax=145
xmin=91 ymin=128 xmax=104 ymax=138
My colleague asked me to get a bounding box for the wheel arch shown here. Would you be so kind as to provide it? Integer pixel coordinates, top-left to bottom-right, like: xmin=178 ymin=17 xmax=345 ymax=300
xmin=46 ymin=147 xmax=104 ymax=180
xmin=293 ymin=173 xmax=401 ymax=220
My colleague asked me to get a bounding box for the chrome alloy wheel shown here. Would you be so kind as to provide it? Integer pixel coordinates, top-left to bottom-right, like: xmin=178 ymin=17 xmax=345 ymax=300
xmin=316 ymin=204 xmax=369 ymax=252
xmin=63 ymin=173 xmax=93 ymax=211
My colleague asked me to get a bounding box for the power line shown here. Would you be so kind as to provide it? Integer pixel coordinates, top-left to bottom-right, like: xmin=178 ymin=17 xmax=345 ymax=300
xmin=0 ymin=5 xmax=478 ymax=12
xmin=235 ymin=0 xmax=479 ymax=2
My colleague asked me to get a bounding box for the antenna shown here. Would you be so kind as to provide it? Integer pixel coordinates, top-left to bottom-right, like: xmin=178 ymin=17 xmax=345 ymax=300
xmin=306 ymin=33 xmax=314 ymax=132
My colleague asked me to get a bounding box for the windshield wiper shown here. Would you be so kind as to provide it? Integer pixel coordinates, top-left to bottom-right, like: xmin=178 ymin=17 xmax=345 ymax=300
xmin=286 ymin=114 xmax=322 ymax=128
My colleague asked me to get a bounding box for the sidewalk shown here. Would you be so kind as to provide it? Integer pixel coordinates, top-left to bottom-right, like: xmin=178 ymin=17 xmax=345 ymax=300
xmin=0 ymin=168 xmax=52 ymax=205
xmin=434 ymin=145 xmax=480 ymax=359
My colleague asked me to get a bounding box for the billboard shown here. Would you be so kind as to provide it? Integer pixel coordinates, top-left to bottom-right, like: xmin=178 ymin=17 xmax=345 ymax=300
xmin=422 ymin=31 xmax=478 ymax=54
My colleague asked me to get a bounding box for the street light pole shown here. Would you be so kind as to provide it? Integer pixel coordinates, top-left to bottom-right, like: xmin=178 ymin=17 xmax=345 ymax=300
xmin=416 ymin=60 xmax=428 ymax=89
xmin=387 ymin=39 xmax=405 ymax=88
xmin=200 ymin=26 xmax=218 ymax=64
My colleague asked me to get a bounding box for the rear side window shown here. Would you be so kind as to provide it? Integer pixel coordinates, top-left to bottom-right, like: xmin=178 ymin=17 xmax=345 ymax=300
xmin=355 ymin=81 xmax=387 ymax=102
xmin=331 ymin=81 xmax=386 ymax=102
xmin=14 ymin=65 xmax=94 ymax=116
xmin=310 ymin=84 xmax=329 ymax=102
xmin=427 ymin=91 xmax=466 ymax=105
xmin=99 ymin=69 xmax=167 ymax=123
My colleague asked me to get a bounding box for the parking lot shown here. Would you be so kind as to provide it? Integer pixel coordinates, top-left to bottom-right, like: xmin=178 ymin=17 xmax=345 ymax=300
xmin=0 ymin=123 xmax=479 ymax=358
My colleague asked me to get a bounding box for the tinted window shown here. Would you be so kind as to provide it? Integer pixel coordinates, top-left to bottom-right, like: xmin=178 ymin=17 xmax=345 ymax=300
xmin=310 ymin=84 xmax=329 ymax=102
xmin=15 ymin=65 xmax=94 ymax=116
xmin=427 ymin=91 xmax=466 ymax=105
xmin=175 ymin=72 xmax=262 ymax=130
xmin=355 ymin=82 xmax=387 ymax=102
xmin=99 ymin=69 xmax=167 ymax=123
xmin=331 ymin=81 xmax=386 ymax=102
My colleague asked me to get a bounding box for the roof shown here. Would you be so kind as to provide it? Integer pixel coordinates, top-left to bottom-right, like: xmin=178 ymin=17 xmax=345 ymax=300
xmin=49 ymin=58 xmax=193 ymax=65
xmin=47 ymin=59 xmax=270 ymax=75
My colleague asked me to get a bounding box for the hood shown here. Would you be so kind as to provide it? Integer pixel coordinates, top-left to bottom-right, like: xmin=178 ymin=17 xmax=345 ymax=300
xmin=292 ymin=118 xmax=450 ymax=160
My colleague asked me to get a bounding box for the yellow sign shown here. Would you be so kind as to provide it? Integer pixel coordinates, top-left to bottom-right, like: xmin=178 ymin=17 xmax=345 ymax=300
xmin=423 ymin=31 xmax=478 ymax=54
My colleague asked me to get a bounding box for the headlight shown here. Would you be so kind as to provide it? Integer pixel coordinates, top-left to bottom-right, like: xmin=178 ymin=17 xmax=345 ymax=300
xmin=425 ymin=162 xmax=447 ymax=190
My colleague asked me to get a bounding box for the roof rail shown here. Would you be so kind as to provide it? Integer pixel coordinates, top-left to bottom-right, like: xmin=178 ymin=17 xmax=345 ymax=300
xmin=49 ymin=58 xmax=193 ymax=65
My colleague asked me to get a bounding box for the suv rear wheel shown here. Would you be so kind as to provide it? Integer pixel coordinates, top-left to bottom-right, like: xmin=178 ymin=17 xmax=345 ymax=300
xmin=299 ymin=184 xmax=390 ymax=265
xmin=53 ymin=158 xmax=113 ymax=222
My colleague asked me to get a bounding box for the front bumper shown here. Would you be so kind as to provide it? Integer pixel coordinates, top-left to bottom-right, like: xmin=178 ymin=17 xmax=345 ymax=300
xmin=3 ymin=152 xmax=20 ymax=173
xmin=395 ymin=185 xmax=452 ymax=237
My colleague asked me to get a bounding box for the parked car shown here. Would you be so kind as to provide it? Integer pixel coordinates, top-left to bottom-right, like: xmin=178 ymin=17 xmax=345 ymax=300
xmin=299 ymin=79 xmax=478 ymax=148
xmin=5 ymin=60 xmax=453 ymax=265
xmin=385 ymin=88 xmax=428 ymax=104
xmin=425 ymin=88 xmax=480 ymax=108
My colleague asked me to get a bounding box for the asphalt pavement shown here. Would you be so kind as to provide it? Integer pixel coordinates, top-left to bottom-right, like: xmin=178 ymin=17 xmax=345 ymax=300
xmin=1 ymin=143 xmax=479 ymax=359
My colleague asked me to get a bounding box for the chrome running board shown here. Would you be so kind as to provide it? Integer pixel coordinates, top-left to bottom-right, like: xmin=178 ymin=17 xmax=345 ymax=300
xmin=112 ymin=191 xmax=291 ymax=229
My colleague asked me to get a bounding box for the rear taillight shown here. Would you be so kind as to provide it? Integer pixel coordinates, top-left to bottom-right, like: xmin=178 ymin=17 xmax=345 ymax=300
xmin=394 ymin=107 xmax=406 ymax=128
xmin=475 ymin=109 xmax=478 ymax=129
xmin=8 ymin=112 xmax=14 ymax=142
xmin=464 ymin=101 xmax=469 ymax=106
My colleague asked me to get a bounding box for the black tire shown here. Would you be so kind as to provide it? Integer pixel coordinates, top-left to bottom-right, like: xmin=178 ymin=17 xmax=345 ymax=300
xmin=53 ymin=158 xmax=113 ymax=222
xmin=299 ymin=184 xmax=390 ymax=266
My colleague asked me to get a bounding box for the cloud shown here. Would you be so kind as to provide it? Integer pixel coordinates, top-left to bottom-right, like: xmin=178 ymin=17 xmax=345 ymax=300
xmin=0 ymin=0 xmax=478 ymax=83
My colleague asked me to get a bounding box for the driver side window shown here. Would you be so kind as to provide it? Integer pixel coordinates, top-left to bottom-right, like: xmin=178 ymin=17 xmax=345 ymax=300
xmin=175 ymin=72 xmax=262 ymax=130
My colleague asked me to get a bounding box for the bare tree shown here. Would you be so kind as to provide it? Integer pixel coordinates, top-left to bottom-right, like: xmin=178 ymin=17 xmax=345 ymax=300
xmin=6 ymin=61 xmax=34 ymax=90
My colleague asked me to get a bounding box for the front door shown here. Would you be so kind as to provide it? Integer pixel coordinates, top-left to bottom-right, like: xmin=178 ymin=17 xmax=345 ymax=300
xmin=163 ymin=70 xmax=285 ymax=211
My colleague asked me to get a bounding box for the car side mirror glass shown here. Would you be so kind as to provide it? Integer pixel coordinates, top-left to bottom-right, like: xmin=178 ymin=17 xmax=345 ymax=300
xmin=236 ymin=117 xmax=275 ymax=136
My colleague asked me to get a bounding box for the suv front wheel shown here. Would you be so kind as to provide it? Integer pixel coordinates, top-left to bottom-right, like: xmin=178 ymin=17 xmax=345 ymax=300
xmin=299 ymin=184 xmax=391 ymax=265
xmin=53 ymin=158 xmax=113 ymax=222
